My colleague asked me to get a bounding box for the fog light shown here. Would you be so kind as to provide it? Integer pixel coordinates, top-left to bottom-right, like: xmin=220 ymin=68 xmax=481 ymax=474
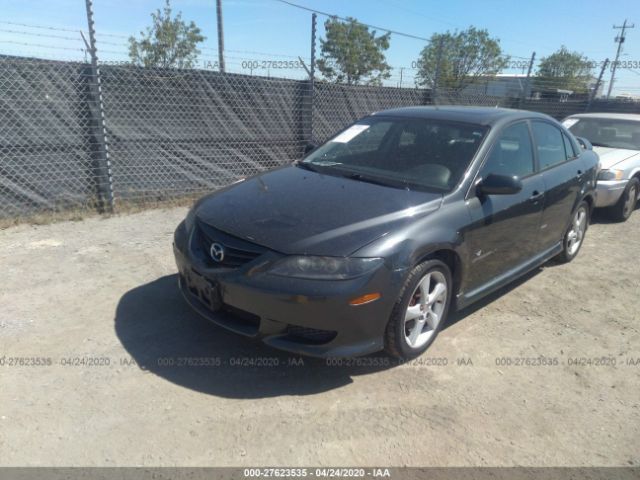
xmin=349 ymin=293 xmax=381 ymax=306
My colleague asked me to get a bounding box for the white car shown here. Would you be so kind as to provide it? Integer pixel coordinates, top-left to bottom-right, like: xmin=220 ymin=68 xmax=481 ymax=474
xmin=563 ymin=113 xmax=640 ymax=221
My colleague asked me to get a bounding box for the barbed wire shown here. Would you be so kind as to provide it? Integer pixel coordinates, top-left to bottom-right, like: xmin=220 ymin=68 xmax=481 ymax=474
xmin=0 ymin=20 xmax=83 ymax=34
xmin=0 ymin=28 xmax=84 ymax=42
xmin=0 ymin=39 xmax=85 ymax=53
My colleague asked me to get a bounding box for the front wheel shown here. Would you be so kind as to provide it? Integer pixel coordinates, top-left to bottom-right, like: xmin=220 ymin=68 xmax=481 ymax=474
xmin=607 ymin=178 xmax=639 ymax=222
xmin=384 ymin=259 xmax=452 ymax=359
xmin=556 ymin=201 xmax=589 ymax=263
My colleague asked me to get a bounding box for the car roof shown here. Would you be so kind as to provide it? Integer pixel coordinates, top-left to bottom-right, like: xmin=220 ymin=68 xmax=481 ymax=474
xmin=566 ymin=112 xmax=640 ymax=121
xmin=372 ymin=105 xmax=553 ymax=126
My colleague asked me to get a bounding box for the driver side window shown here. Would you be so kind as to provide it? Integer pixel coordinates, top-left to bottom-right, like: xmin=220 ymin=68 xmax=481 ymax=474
xmin=481 ymin=122 xmax=535 ymax=179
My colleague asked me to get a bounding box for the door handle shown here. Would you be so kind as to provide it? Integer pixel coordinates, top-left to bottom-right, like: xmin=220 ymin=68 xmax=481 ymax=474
xmin=576 ymin=169 xmax=584 ymax=179
xmin=529 ymin=190 xmax=544 ymax=202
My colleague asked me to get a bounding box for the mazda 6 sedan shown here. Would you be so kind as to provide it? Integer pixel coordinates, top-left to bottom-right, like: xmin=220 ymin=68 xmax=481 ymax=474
xmin=173 ymin=106 xmax=598 ymax=359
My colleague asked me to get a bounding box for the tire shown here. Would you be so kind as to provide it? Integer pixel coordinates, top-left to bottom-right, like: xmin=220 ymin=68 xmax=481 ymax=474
xmin=607 ymin=178 xmax=639 ymax=222
xmin=556 ymin=201 xmax=589 ymax=264
xmin=384 ymin=259 xmax=452 ymax=359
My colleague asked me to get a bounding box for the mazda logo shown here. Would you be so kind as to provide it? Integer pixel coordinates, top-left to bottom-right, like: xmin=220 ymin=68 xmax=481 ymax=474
xmin=209 ymin=242 xmax=225 ymax=262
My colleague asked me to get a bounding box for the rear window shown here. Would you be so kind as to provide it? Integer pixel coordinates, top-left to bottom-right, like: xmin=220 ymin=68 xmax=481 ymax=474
xmin=532 ymin=121 xmax=567 ymax=170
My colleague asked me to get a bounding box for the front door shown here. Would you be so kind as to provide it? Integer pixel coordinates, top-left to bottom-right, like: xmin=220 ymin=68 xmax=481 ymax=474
xmin=464 ymin=121 xmax=545 ymax=291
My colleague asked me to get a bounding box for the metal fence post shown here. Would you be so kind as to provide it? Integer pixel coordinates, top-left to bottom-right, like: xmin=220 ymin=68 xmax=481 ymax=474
xmin=299 ymin=12 xmax=316 ymax=152
xmin=84 ymin=0 xmax=115 ymax=213
xmin=309 ymin=12 xmax=316 ymax=144
xmin=433 ymin=37 xmax=444 ymax=105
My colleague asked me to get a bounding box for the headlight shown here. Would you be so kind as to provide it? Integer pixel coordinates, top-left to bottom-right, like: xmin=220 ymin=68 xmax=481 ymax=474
xmin=598 ymin=169 xmax=625 ymax=181
xmin=184 ymin=206 xmax=197 ymax=232
xmin=268 ymin=256 xmax=384 ymax=280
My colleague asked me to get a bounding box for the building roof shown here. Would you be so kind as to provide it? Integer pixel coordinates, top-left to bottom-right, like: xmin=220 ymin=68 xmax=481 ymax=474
xmin=373 ymin=105 xmax=552 ymax=125
xmin=567 ymin=112 xmax=640 ymax=121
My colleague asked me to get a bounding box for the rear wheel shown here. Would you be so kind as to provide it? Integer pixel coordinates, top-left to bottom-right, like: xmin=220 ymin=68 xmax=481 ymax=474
xmin=607 ymin=178 xmax=639 ymax=222
xmin=556 ymin=201 xmax=589 ymax=263
xmin=384 ymin=259 xmax=452 ymax=359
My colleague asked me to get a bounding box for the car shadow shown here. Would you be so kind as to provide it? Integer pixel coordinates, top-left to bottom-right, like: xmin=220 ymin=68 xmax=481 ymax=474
xmin=589 ymin=200 xmax=639 ymax=225
xmin=445 ymin=267 xmax=542 ymax=329
xmin=114 ymin=274 xmax=396 ymax=398
xmin=115 ymin=268 xmax=548 ymax=398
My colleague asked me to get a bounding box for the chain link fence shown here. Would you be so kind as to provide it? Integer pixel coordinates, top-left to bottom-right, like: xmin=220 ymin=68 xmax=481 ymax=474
xmin=100 ymin=66 xmax=308 ymax=205
xmin=313 ymin=83 xmax=430 ymax=143
xmin=0 ymin=56 xmax=99 ymax=218
xmin=1 ymin=32 xmax=640 ymax=222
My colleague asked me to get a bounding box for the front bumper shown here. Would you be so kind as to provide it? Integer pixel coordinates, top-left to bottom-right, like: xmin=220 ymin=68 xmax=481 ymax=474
xmin=173 ymin=221 xmax=403 ymax=357
xmin=595 ymin=179 xmax=628 ymax=208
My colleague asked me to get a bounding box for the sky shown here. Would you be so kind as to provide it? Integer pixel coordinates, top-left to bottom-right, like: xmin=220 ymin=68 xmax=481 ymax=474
xmin=1 ymin=0 xmax=639 ymax=95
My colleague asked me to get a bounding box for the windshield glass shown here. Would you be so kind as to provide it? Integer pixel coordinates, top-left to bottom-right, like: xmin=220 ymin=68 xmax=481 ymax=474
xmin=566 ymin=118 xmax=640 ymax=150
xmin=301 ymin=116 xmax=488 ymax=192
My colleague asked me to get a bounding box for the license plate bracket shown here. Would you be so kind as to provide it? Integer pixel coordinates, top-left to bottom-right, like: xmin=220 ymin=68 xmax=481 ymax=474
xmin=184 ymin=269 xmax=222 ymax=312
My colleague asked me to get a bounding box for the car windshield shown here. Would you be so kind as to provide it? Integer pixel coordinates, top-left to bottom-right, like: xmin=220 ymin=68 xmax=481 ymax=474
xmin=301 ymin=116 xmax=488 ymax=192
xmin=566 ymin=117 xmax=640 ymax=150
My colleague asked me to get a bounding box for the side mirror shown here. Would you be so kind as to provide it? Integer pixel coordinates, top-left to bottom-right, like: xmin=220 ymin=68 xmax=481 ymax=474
xmin=304 ymin=143 xmax=318 ymax=155
xmin=575 ymin=136 xmax=593 ymax=150
xmin=477 ymin=173 xmax=523 ymax=196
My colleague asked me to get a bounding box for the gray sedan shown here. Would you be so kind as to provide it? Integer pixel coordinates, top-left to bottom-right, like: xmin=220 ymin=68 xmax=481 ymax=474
xmin=563 ymin=113 xmax=640 ymax=221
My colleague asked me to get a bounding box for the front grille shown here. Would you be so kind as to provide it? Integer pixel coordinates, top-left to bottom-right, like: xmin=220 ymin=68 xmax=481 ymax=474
xmin=285 ymin=325 xmax=337 ymax=345
xmin=194 ymin=220 xmax=267 ymax=268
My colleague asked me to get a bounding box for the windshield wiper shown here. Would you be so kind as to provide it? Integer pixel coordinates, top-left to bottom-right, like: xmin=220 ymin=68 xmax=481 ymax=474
xmin=590 ymin=142 xmax=614 ymax=148
xmin=295 ymin=160 xmax=342 ymax=172
xmin=313 ymin=160 xmax=343 ymax=166
xmin=295 ymin=162 xmax=321 ymax=172
xmin=341 ymin=172 xmax=408 ymax=189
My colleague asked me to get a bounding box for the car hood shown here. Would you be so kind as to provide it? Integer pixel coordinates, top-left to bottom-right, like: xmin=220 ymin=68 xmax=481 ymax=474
xmin=194 ymin=165 xmax=442 ymax=256
xmin=593 ymin=147 xmax=640 ymax=170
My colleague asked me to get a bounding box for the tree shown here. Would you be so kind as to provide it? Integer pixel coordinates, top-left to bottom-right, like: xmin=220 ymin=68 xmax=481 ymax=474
xmin=415 ymin=27 xmax=509 ymax=91
xmin=316 ymin=17 xmax=391 ymax=85
xmin=535 ymin=47 xmax=593 ymax=93
xmin=128 ymin=0 xmax=205 ymax=69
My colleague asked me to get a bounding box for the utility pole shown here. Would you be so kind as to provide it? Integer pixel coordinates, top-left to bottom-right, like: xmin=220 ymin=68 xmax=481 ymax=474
xmin=399 ymin=67 xmax=404 ymax=88
xmin=520 ymin=51 xmax=536 ymax=107
xmin=587 ymin=59 xmax=609 ymax=112
xmin=606 ymin=19 xmax=634 ymax=99
xmin=216 ymin=0 xmax=225 ymax=73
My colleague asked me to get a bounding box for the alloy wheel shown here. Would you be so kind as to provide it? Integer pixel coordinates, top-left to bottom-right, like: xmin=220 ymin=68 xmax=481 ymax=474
xmin=403 ymin=270 xmax=448 ymax=349
xmin=567 ymin=206 xmax=587 ymax=256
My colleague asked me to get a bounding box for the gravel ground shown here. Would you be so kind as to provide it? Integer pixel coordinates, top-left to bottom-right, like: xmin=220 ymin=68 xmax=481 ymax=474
xmin=0 ymin=206 xmax=638 ymax=467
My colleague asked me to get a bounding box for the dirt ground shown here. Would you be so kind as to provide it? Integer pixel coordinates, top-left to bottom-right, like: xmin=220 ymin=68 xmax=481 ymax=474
xmin=0 ymin=206 xmax=638 ymax=467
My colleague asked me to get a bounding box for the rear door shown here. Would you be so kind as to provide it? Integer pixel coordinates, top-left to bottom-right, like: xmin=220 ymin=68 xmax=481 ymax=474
xmin=464 ymin=121 xmax=545 ymax=290
xmin=532 ymin=121 xmax=584 ymax=250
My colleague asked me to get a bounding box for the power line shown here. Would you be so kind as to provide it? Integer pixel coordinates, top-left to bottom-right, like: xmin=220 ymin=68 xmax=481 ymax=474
xmin=272 ymin=0 xmax=431 ymax=42
xmin=272 ymin=0 xmax=543 ymax=65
